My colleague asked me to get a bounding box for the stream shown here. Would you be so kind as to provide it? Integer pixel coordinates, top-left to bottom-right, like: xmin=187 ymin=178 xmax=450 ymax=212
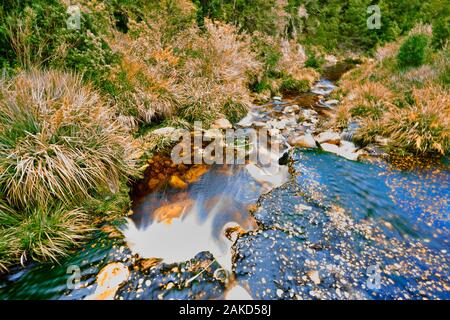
xmin=0 ymin=66 xmax=448 ymax=300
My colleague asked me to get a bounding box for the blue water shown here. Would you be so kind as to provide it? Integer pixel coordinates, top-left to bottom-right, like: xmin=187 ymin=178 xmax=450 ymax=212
xmin=0 ymin=150 xmax=448 ymax=299
xmin=295 ymin=149 xmax=449 ymax=250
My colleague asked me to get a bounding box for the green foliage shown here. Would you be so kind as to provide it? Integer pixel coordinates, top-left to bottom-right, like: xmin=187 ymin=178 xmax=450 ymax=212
xmin=0 ymin=201 xmax=90 ymax=269
xmin=304 ymin=55 xmax=321 ymax=69
xmin=432 ymin=18 xmax=449 ymax=49
xmin=350 ymin=104 xmax=383 ymax=119
xmin=194 ymin=0 xmax=282 ymax=35
xmin=195 ymin=0 xmax=448 ymax=53
xmin=397 ymin=35 xmax=430 ymax=69
xmin=0 ymin=0 xmax=118 ymax=88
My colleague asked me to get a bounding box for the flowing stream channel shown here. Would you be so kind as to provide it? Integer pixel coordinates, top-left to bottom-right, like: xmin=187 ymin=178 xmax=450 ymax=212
xmin=0 ymin=64 xmax=448 ymax=300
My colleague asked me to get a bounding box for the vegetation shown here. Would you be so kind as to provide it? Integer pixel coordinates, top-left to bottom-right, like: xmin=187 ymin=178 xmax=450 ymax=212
xmin=0 ymin=0 xmax=448 ymax=269
xmin=397 ymin=34 xmax=430 ymax=69
xmin=333 ymin=25 xmax=449 ymax=155
xmin=0 ymin=69 xmax=138 ymax=268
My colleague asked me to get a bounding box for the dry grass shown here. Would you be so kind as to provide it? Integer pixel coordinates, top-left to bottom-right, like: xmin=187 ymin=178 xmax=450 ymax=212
xmin=0 ymin=201 xmax=91 ymax=269
xmin=108 ymin=17 xmax=262 ymax=129
xmin=333 ymin=35 xmax=449 ymax=155
xmin=373 ymin=86 xmax=449 ymax=154
xmin=0 ymin=69 xmax=138 ymax=209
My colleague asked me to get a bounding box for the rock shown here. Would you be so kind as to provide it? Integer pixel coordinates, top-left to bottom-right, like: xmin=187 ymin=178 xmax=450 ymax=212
xmin=320 ymin=142 xmax=340 ymax=154
xmin=152 ymin=127 xmax=177 ymax=136
xmin=273 ymin=96 xmax=282 ymax=101
xmin=363 ymin=144 xmax=387 ymax=157
xmin=324 ymin=99 xmax=339 ymax=105
xmin=307 ymin=270 xmax=321 ymax=285
xmin=288 ymin=134 xmax=317 ymax=148
xmin=237 ymin=113 xmax=254 ymax=127
xmin=324 ymin=54 xmax=338 ymax=66
xmin=169 ymin=175 xmax=188 ymax=189
xmin=374 ymin=135 xmax=390 ymax=147
xmin=252 ymin=121 xmax=268 ymax=128
xmin=284 ymin=104 xmax=300 ymax=113
xmin=184 ymin=165 xmax=209 ymax=183
xmin=211 ymin=118 xmax=232 ymax=130
xmin=86 ymin=262 xmax=130 ymax=300
xmin=338 ymin=141 xmax=359 ymax=161
xmin=268 ymin=128 xmax=281 ymax=136
xmin=268 ymin=119 xmax=288 ymax=130
xmin=320 ymin=142 xmax=359 ymax=161
xmin=315 ymin=131 xmax=341 ymax=145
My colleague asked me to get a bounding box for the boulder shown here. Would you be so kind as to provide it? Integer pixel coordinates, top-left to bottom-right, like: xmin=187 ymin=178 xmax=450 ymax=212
xmin=211 ymin=118 xmax=232 ymax=130
xmin=320 ymin=142 xmax=359 ymax=161
xmin=288 ymin=134 xmax=317 ymax=148
xmin=324 ymin=99 xmax=339 ymax=106
xmin=315 ymin=131 xmax=341 ymax=145
xmin=237 ymin=113 xmax=254 ymax=127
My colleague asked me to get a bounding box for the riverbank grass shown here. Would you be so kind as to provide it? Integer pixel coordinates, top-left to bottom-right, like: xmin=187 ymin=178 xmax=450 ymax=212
xmin=333 ymin=27 xmax=449 ymax=155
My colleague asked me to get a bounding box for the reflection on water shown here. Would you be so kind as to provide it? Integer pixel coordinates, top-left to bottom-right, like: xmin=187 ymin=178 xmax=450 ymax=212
xmin=124 ymin=164 xmax=272 ymax=271
xmin=0 ymin=149 xmax=448 ymax=299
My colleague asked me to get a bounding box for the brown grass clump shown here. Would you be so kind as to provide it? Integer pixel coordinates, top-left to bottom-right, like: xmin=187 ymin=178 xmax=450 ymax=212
xmin=108 ymin=17 xmax=262 ymax=129
xmin=371 ymin=86 xmax=449 ymax=154
xmin=0 ymin=69 xmax=138 ymax=209
xmin=332 ymin=34 xmax=449 ymax=155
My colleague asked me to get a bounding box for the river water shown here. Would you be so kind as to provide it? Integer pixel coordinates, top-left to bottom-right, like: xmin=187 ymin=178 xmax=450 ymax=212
xmin=0 ymin=69 xmax=448 ymax=300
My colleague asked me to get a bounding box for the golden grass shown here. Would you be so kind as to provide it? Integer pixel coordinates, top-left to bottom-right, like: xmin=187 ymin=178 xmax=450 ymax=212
xmin=108 ymin=17 xmax=261 ymax=128
xmin=379 ymin=86 xmax=449 ymax=154
xmin=0 ymin=69 xmax=138 ymax=209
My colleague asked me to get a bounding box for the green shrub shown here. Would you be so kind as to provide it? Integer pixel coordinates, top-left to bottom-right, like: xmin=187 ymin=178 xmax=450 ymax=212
xmin=0 ymin=0 xmax=117 ymax=88
xmin=304 ymin=55 xmax=321 ymax=69
xmin=397 ymin=34 xmax=430 ymax=69
xmin=432 ymin=18 xmax=449 ymax=49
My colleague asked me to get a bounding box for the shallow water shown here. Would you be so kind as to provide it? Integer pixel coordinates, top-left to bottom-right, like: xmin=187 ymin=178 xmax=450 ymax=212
xmin=0 ymin=70 xmax=448 ymax=299
xmin=1 ymin=149 xmax=448 ymax=299
xmin=123 ymin=165 xmax=263 ymax=272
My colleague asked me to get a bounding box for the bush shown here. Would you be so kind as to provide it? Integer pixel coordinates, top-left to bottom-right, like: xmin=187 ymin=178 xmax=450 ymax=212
xmin=355 ymin=86 xmax=449 ymax=155
xmin=280 ymin=77 xmax=310 ymax=94
xmin=108 ymin=17 xmax=261 ymax=128
xmin=432 ymin=18 xmax=449 ymax=49
xmin=397 ymin=34 xmax=430 ymax=69
xmin=0 ymin=69 xmax=137 ymax=209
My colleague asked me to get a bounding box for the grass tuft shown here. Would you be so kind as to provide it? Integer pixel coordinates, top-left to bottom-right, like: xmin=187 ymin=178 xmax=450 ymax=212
xmin=0 ymin=69 xmax=138 ymax=209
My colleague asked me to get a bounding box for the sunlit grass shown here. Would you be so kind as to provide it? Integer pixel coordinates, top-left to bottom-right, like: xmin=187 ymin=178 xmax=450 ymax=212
xmin=0 ymin=69 xmax=138 ymax=209
xmin=0 ymin=200 xmax=91 ymax=269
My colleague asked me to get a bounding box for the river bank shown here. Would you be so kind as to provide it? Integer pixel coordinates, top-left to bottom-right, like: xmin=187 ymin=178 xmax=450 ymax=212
xmin=1 ymin=64 xmax=448 ymax=300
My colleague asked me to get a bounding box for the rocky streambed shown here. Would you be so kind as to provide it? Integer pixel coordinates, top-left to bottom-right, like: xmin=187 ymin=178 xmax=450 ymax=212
xmin=0 ymin=68 xmax=448 ymax=300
